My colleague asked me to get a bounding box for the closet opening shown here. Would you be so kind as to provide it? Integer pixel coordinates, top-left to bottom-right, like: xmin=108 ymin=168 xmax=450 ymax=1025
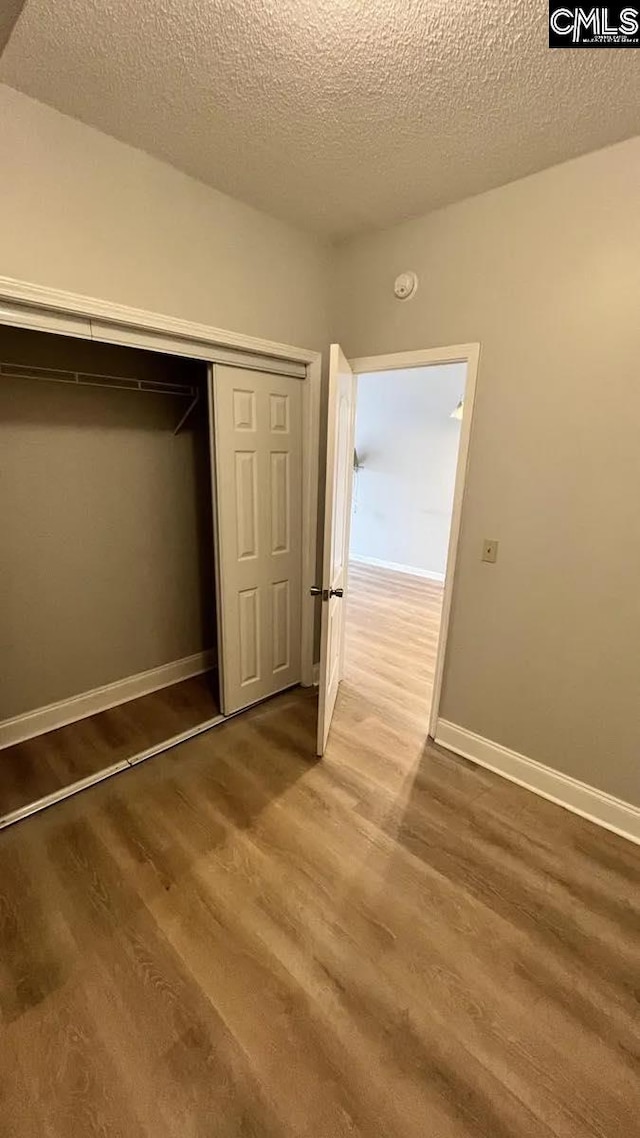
xmin=0 ymin=323 xmax=222 ymax=826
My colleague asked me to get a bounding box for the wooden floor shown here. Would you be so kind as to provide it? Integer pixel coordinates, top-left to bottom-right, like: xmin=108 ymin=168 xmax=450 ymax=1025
xmin=0 ymin=564 xmax=639 ymax=1137
xmin=343 ymin=561 xmax=443 ymax=737
xmin=0 ymin=671 xmax=220 ymax=822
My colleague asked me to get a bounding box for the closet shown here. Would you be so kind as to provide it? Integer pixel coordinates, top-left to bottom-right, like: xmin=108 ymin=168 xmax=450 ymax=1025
xmin=0 ymin=318 xmax=308 ymax=828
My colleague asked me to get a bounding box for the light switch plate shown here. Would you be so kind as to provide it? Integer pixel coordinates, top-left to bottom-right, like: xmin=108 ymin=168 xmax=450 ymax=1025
xmin=482 ymin=539 xmax=498 ymax=563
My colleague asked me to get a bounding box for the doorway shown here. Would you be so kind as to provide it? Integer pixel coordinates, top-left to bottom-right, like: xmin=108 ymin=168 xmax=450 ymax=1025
xmin=0 ymin=323 xmax=223 ymax=826
xmin=316 ymin=343 xmax=479 ymax=755
xmin=346 ymin=363 xmax=466 ymax=740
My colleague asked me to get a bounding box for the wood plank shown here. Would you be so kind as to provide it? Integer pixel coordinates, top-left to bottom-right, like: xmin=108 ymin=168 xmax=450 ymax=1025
xmin=0 ymin=566 xmax=638 ymax=1136
xmin=0 ymin=672 xmax=220 ymax=818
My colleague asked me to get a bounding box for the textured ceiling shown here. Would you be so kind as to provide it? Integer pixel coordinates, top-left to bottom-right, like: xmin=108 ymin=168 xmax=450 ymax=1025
xmin=1 ymin=0 xmax=639 ymax=239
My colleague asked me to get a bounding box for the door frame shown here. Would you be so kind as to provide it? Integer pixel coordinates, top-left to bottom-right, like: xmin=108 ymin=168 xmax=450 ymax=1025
xmin=348 ymin=343 xmax=481 ymax=737
xmin=0 ymin=274 xmax=321 ymax=692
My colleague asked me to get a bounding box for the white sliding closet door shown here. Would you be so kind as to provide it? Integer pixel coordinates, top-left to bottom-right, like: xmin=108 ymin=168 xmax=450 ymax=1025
xmin=212 ymin=365 xmax=303 ymax=715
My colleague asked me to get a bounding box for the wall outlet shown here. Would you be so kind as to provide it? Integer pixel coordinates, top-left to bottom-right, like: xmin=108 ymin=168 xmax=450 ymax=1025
xmin=482 ymin=539 xmax=499 ymax=564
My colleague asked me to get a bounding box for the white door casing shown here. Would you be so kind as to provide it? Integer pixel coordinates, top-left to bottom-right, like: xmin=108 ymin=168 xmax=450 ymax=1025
xmin=213 ymin=364 xmax=303 ymax=715
xmin=317 ymin=345 xmax=357 ymax=754
xmin=348 ymin=343 xmax=480 ymax=737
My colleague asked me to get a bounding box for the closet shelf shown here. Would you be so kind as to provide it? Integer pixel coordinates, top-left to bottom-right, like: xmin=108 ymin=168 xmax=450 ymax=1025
xmin=0 ymin=360 xmax=199 ymax=433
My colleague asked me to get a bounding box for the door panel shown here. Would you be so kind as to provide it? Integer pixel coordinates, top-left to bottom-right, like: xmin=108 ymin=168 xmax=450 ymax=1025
xmin=213 ymin=365 xmax=303 ymax=715
xmin=317 ymin=345 xmax=357 ymax=754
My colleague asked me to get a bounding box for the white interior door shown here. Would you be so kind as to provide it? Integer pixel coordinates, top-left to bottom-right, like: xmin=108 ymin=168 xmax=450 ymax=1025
xmin=317 ymin=345 xmax=357 ymax=754
xmin=212 ymin=364 xmax=303 ymax=715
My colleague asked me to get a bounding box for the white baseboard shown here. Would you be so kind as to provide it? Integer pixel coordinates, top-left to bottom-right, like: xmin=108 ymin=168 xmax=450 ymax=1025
xmin=350 ymin=554 xmax=445 ymax=583
xmin=0 ymin=650 xmax=216 ymax=750
xmin=435 ymin=720 xmax=640 ymax=847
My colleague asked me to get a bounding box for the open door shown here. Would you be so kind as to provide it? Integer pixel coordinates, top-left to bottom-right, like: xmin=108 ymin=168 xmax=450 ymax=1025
xmin=316 ymin=345 xmax=357 ymax=754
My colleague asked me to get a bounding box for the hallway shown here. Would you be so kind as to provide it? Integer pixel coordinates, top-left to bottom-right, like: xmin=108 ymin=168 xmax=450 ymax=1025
xmin=342 ymin=560 xmax=443 ymax=738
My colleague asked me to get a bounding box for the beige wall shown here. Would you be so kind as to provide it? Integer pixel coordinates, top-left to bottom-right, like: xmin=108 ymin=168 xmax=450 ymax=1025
xmin=2 ymin=80 xmax=638 ymax=806
xmin=0 ymin=327 xmax=215 ymax=718
xmin=0 ymin=2 xmax=25 ymax=54
xmin=334 ymin=137 xmax=640 ymax=807
xmin=0 ymin=84 xmax=330 ymax=350
xmin=0 ymin=82 xmax=331 ymax=682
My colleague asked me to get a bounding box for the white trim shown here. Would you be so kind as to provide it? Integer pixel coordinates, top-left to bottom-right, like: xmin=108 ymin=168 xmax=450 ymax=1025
xmin=206 ymin=364 xmax=227 ymax=706
xmin=90 ymin=319 xmax=306 ymax=376
xmin=301 ymin=354 xmax=321 ymax=687
xmin=0 ymin=651 xmax=216 ymax=750
xmin=350 ymin=553 xmax=445 ymax=583
xmin=435 ymin=720 xmax=640 ymax=847
xmin=348 ymin=342 xmax=481 ymax=738
xmin=0 ymin=298 xmax=93 ymax=340
xmin=0 ymin=276 xmax=317 ymax=364
xmin=349 ymin=344 xmax=479 ymax=374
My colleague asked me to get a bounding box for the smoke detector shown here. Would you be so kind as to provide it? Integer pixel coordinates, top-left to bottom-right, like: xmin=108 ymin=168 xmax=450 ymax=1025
xmin=393 ymin=271 xmax=418 ymax=301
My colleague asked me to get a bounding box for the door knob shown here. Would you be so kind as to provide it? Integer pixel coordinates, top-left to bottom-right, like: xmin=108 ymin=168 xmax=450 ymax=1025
xmin=310 ymin=585 xmax=343 ymax=600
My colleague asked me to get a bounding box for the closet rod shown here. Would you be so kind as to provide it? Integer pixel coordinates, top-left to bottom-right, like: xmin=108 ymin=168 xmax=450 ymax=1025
xmin=0 ymin=360 xmax=200 ymax=433
xmin=0 ymin=359 xmax=197 ymax=396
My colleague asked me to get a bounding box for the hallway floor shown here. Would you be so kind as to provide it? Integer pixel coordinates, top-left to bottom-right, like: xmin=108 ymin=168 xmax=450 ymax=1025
xmin=342 ymin=560 xmax=443 ymax=739
xmin=0 ymin=566 xmax=638 ymax=1137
